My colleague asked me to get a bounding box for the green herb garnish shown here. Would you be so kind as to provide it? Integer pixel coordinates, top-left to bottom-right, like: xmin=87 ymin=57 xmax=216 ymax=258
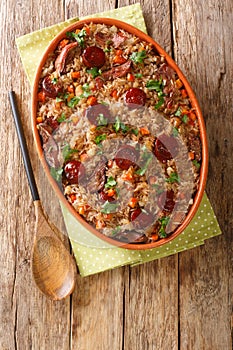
xmin=146 ymin=79 xmax=163 ymax=92
xmin=113 ymin=116 xmax=129 ymax=133
xmin=57 ymin=113 xmax=67 ymax=123
xmin=50 ymin=167 xmax=63 ymax=182
xmin=131 ymin=128 xmax=139 ymax=136
xmin=158 ymin=216 xmax=170 ymax=238
xmin=94 ymin=134 xmax=107 ymax=145
xmin=135 ymin=73 xmax=142 ymax=78
xmin=105 ymin=176 xmax=117 ymax=189
xmin=87 ymin=67 xmax=102 ymax=78
xmin=155 ymin=97 xmax=165 ymax=109
xmin=182 ymin=114 xmax=188 ymax=123
xmin=166 ymin=172 xmax=180 ymax=183
xmin=192 ymin=159 xmax=201 ymax=169
xmin=52 ymin=77 xmax=58 ymax=84
xmin=67 ymin=84 xmax=91 ymax=108
xmin=56 ymin=97 xmax=64 ymax=103
xmin=101 ymin=201 xmax=118 ymax=214
xmin=62 ymin=144 xmax=78 ymax=161
xmin=172 ymin=127 xmax=179 ymax=137
xmin=175 ymin=107 xmax=182 ymax=116
xmin=97 ymin=113 xmax=108 ymax=127
xmin=111 ymin=226 xmax=121 ymax=236
xmin=66 ymin=28 xmax=87 ymax=48
xmin=130 ymin=50 xmax=147 ymax=64
xmin=136 ymin=150 xmax=153 ymax=176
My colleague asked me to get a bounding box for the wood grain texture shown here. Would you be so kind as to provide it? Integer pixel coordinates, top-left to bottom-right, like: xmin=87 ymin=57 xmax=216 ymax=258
xmin=0 ymin=0 xmax=232 ymax=349
xmin=172 ymin=0 xmax=233 ymax=348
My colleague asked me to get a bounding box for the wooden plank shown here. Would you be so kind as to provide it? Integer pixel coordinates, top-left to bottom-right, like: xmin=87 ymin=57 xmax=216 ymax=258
xmin=0 ymin=1 xmax=71 ymax=349
xmin=173 ymin=0 xmax=233 ymax=348
xmin=62 ymin=2 xmax=126 ymax=350
xmin=116 ymin=1 xmax=179 ymax=349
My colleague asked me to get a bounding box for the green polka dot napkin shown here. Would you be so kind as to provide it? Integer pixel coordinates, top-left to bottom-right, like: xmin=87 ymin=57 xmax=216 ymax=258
xmin=16 ymin=3 xmax=221 ymax=276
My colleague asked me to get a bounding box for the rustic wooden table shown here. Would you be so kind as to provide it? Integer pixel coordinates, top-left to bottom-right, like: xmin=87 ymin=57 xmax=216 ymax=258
xmin=1 ymin=0 xmax=232 ymax=349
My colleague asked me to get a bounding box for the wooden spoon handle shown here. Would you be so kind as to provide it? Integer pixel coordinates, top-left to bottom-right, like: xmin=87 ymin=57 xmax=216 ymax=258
xmin=9 ymin=91 xmax=40 ymax=201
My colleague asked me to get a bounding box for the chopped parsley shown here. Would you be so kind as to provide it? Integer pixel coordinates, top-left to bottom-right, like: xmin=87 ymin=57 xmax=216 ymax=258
xmin=158 ymin=216 xmax=170 ymax=238
xmin=175 ymin=107 xmax=182 ymax=116
xmin=155 ymin=97 xmax=165 ymax=109
xmin=87 ymin=67 xmax=102 ymax=78
xmin=131 ymin=128 xmax=139 ymax=136
xmin=135 ymin=73 xmax=143 ymax=78
xmin=50 ymin=167 xmax=63 ymax=182
xmin=62 ymin=144 xmax=78 ymax=161
xmin=172 ymin=127 xmax=179 ymax=137
xmin=57 ymin=113 xmax=67 ymax=123
xmin=56 ymin=97 xmax=64 ymax=103
xmin=136 ymin=149 xmax=153 ymax=176
xmin=192 ymin=159 xmax=201 ymax=169
xmin=105 ymin=176 xmax=117 ymax=189
xmin=113 ymin=116 xmax=129 ymax=133
xmin=146 ymin=79 xmax=163 ymax=92
xmin=67 ymin=83 xmax=91 ymax=108
xmin=97 ymin=113 xmax=108 ymax=127
xmin=182 ymin=114 xmax=188 ymax=123
xmin=101 ymin=201 xmax=118 ymax=214
xmin=130 ymin=50 xmax=147 ymax=64
xmin=94 ymin=134 xmax=107 ymax=145
xmin=111 ymin=226 xmax=121 ymax=236
xmin=66 ymin=28 xmax=87 ymax=48
xmin=166 ymin=171 xmax=180 ymax=183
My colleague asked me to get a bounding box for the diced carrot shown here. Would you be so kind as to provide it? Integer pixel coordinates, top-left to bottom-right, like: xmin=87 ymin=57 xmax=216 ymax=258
xmin=111 ymin=89 xmax=118 ymax=99
xmin=181 ymin=89 xmax=188 ymax=98
xmin=67 ymin=93 xmax=74 ymax=103
xmin=189 ymin=112 xmax=197 ymax=121
xmin=107 ymin=189 xmax=115 ymax=197
xmin=122 ymin=171 xmax=133 ymax=181
xmin=175 ymin=78 xmax=183 ymax=89
xmin=71 ymin=71 xmax=81 ymax=79
xmin=103 ymin=213 xmax=113 ymax=220
xmin=127 ymin=73 xmax=135 ymax=82
xmin=108 ymin=159 xmax=113 ymax=168
xmin=189 ymin=151 xmax=195 ymax=160
xmin=113 ymin=55 xmax=127 ymax=64
xmin=75 ymin=29 xmax=80 ymax=34
xmin=37 ymin=91 xmax=46 ymax=103
xmin=36 ymin=117 xmax=43 ymax=124
xmin=55 ymin=101 xmax=62 ymax=110
xmin=78 ymin=206 xmax=85 ymax=215
xmin=96 ymin=220 xmax=105 ymax=229
xmin=70 ymin=194 xmax=76 ymax=202
xmin=116 ymin=49 xmax=123 ymax=56
xmin=138 ymin=46 xmax=145 ymax=52
xmin=80 ymin=153 xmax=88 ymax=162
xmin=59 ymin=39 xmax=69 ymax=49
xmin=90 ymin=125 xmax=96 ymax=132
xmin=87 ymin=96 xmax=98 ymax=106
xmin=181 ymin=108 xmax=189 ymax=115
xmin=140 ymin=127 xmax=150 ymax=135
xmin=128 ymin=197 xmax=138 ymax=208
xmin=67 ymin=85 xmax=74 ymax=93
xmin=85 ymin=26 xmax=91 ymax=35
xmin=151 ymin=233 xmax=159 ymax=241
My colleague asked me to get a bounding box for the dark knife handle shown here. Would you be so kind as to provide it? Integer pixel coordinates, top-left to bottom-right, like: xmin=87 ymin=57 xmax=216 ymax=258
xmin=9 ymin=91 xmax=40 ymax=201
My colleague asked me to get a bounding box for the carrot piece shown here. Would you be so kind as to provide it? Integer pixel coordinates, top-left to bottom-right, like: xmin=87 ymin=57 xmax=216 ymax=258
xmin=71 ymin=71 xmax=81 ymax=79
xmin=108 ymin=159 xmax=113 ymax=168
xmin=140 ymin=127 xmax=150 ymax=135
xmin=55 ymin=101 xmax=62 ymax=110
xmin=78 ymin=206 xmax=85 ymax=215
xmin=36 ymin=117 xmax=43 ymax=124
xmin=80 ymin=153 xmax=88 ymax=162
xmin=59 ymin=39 xmax=69 ymax=49
xmin=151 ymin=233 xmax=159 ymax=241
xmin=189 ymin=151 xmax=195 ymax=160
xmin=181 ymin=108 xmax=189 ymax=115
xmin=128 ymin=197 xmax=138 ymax=208
xmin=107 ymin=189 xmax=115 ymax=197
xmin=113 ymin=55 xmax=127 ymax=64
xmin=116 ymin=49 xmax=123 ymax=56
xmin=67 ymin=85 xmax=74 ymax=93
xmin=189 ymin=112 xmax=197 ymax=121
xmin=111 ymin=89 xmax=118 ymax=99
xmin=70 ymin=194 xmax=76 ymax=202
xmin=67 ymin=93 xmax=74 ymax=103
xmin=181 ymin=89 xmax=188 ymax=98
xmin=122 ymin=170 xmax=134 ymax=181
xmin=103 ymin=214 xmax=113 ymax=220
xmin=127 ymin=73 xmax=135 ymax=82
xmin=138 ymin=46 xmax=145 ymax=52
xmin=85 ymin=26 xmax=91 ymax=35
xmin=37 ymin=91 xmax=46 ymax=103
xmin=175 ymin=78 xmax=183 ymax=89
xmin=87 ymin=96 xmax=98 ymax=106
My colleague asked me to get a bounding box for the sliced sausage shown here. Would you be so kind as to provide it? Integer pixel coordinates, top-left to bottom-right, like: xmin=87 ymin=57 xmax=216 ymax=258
xmin=64 ymin=160 xmax=85 ymax=184
xmin=86 ymin=159 xmax=107 ymax=193
xmin=115 ymin=145 xmax=139 ymax=170
xmin=42 ymin=75 xmax=63 ymax=98
xmin=82 ymin=46 xmax=106 ymax=68
xmin=99 ymin=190 xmax=115 ymax=202
xmin=154 ymin=133 xmax=179 ymax=163
xmin=124 ymin=88 xmax=147 ymax=106
xmin=85 ymin=104 xmax=111 ymax=126
xmin=55 ymin=42 xmax=78 ymax=73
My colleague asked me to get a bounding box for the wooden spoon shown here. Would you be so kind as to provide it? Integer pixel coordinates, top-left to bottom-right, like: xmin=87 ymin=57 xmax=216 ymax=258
xmin=9 ymin=91 xmax=77 ymax=300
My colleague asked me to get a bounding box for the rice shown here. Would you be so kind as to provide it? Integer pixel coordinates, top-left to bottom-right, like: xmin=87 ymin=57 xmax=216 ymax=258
xmin=36 ymin=22 xmax=202 ymax=244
